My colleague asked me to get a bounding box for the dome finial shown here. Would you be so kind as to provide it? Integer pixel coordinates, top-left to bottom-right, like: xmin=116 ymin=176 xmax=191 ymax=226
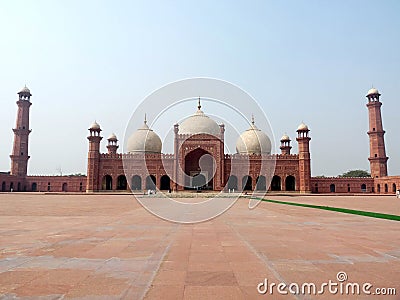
xmin=144 ymin=113 xmax=147 ymax=124
xmin=198 ymin=97 xmax=201 ymax=110
xmin=251 ymin=114 xmax=255 ymax=125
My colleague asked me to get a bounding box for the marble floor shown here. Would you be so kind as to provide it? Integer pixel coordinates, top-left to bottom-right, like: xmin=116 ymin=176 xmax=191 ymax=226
xmin=0 ymin=193 xmax=399 ymax=299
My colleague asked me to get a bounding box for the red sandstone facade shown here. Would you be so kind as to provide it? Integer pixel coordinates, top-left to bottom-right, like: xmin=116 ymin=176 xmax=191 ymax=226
xmin=0 ymin=86 xmax=398 ymax=194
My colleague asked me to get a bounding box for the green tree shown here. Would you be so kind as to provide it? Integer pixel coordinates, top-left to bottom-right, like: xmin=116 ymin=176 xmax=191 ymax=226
xmin=340 ymin=170 xmax=370 ymax=178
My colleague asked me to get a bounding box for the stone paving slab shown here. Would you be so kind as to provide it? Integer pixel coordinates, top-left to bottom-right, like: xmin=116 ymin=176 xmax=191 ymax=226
xmin=0 ymin=193 xmax=399 ymax=299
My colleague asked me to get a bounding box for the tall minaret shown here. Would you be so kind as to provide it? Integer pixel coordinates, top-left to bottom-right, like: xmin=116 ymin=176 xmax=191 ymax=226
xmin=10 ymin=86 xmax=32 ymax=177
xmin=86 ymin=121 xmax=102 ymax=192
xmin=366 ymin=88 xmax=388 ymax=178
xmin=296 ymin=123 xmax=311 ymax=193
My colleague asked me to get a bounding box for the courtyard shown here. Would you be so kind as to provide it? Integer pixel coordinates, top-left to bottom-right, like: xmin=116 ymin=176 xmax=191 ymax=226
xmin=0 ymin=193 xmax=399 ymax=299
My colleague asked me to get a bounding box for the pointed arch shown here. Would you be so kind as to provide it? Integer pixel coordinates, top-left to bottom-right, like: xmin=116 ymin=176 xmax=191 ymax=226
xmin=256 ymin=175 xmax=266 ymax=191
xmin=242 ymin=175 xmax=252 ymax=191
xmin=146 ymin=175 xmax=156 ymax=190
xmin=102 ymin=175 xmax=112 ymax=190
xmin=285 ymin=175 xmax=295 ymax=191
xmin=160 ymin=175 xmax=171 ymax=190
xmin=117 ymin=175 xmax=127 ymax=190
xmin=271 ymin=175 xmax=281 ymax=191
xmin=227 ymin=175 xmax=238 ymax=190
xmin=131 ymin=175 xmax=142 ymax=190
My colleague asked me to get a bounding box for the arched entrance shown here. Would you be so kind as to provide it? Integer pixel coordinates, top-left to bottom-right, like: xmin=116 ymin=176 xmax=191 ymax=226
xmin=184 ymin=148 xmax=215 ymax=190
xmin=242 ymin=175 xmax=252 ymax=191
xmin=62 ymin=183 xmax=68 ymax=192
xmin=146 ymin=175 xmax=156 ymax=190
xmin=131 ymin=175 xmax=141 ymax=190
xmin=160 ymin=175 xmax=171 ymax=190
xmin=117 ymin=175 xmax=127 ymax=190
xmin=271 ymin=176 xmax=281 ymax=191
xmin=361 ymin=184 xmax=367 ymax=192
xmin=256 ymin=175 xmax=266 ymax=191
xmin=285 ymin=175 xmax=295 ymax=191
xmin=393 ymin=183 xmax=397 ymax=193
xmin=227 ymin=175 xmax=238 ymax=190
xmin=102 ymin=175 xmax=112 ymax=190
xmin=330 ymin=184 xmax=336 ymax=193
xmin=2 ymin=181 xmax=6 ymax=192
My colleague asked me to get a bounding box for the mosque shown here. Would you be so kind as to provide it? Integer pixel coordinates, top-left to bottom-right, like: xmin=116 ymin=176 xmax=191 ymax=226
xmin=1 ymin=86 xmax=399 ymax=194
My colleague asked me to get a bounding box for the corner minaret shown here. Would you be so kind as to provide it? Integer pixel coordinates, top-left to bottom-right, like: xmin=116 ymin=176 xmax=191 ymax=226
xmin=366 ymin=88 xmax=388 ymax=178
xmin=296 ymin=123 xmax=311 ymax=193
xmin=10 ymin=86 xmax=32 ymax=177
xmin=86 ymin=121 xmax=103 ymax=192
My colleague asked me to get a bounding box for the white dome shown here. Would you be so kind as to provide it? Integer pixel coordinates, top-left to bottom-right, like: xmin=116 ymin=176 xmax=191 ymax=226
xmin=281 ymin=134 xmax=290 ymax=141
xmin=297 ymin=122 xmax=309 ymax=131
xmin=178 ymin=100 xmax=220 ymax=136
xmin=366 ymin=88 xmax=380 ymax=96
xmin=90 ymin=121 xmax=100 ymax=130
xmin=127 ymin=121 xmax=162 ymax=153
xmin=236 ymin=122 xmax=271 ymax=155
xmin=108 ymin=133 xmax=117 ymax=141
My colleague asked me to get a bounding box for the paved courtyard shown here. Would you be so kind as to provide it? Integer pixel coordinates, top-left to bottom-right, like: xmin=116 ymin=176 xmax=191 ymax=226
xmin=0 ymin=193 xmax=399 ymax=299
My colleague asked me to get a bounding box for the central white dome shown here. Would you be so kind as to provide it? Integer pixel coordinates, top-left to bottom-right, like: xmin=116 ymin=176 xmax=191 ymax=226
xmin=179 ymin=101 xmax=220 ymax=136
xmin=126 ymin=121 xmax=162 ymax=153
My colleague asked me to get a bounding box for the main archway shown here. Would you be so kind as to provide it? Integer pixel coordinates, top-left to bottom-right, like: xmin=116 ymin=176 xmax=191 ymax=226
xmin=184 ymin=148 xmax=215 ymax=190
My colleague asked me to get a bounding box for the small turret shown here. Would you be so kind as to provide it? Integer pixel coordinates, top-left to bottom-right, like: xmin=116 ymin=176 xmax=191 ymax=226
xmin=106 ymin=133 xmax=119 ymax=154
xmin=280 ymin=134 xmax=291 ymax=155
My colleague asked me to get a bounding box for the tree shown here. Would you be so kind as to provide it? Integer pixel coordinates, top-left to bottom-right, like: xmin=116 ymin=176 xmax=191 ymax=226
xmin=67 ymin=173 xmax=86 ymax=177
xmin=339 ymin=170 xmax=370 ymax=178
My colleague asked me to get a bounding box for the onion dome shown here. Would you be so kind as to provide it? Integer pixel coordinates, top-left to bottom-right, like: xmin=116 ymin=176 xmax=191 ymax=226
xmin=178 ymin=98 xmax=220 ymax=136
xmin=366 ymin=88 xmax=380 ymax=97
xmin=90 ymin=121 xmax=101 ymax=130
xmin=236 ymin=116 xmax=272 ymax=155
xmin=297 ymin=122 xmax=309 ymax=131
xmin=126 ymin=117 xmax=162 ymax=153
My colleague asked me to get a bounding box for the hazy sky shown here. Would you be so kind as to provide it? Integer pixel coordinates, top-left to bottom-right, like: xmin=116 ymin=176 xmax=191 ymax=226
xmin=0 ymin=0 xmax=399 ymax=176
